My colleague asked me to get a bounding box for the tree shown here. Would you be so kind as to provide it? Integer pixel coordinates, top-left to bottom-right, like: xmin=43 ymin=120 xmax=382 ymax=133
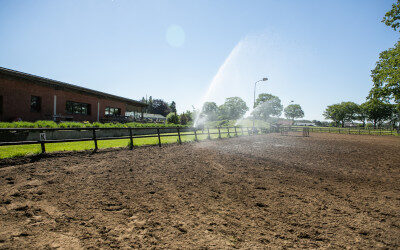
xmin=201 ymin=102 xmax=219 ymax=121
xmin=370 ymin=41 xmax=400 ymax=106
xmin=179 ymin=113 xmax=189 ymax=125
xmin=284 ymin=104 xmax=304 ymax=123
xmin=323 ymin=102 xmax=359 ymax=127
xmin=218 ymin=97 xmax=248 ymax=120
xmin=152 ymin=99 xmax=171 ymax=117
xmin=388 ymin=105 xmax=400 ymax=129
xmin=356 ymin=102 xmax=369 ymax=127
xmin=147 ymin=96 xmax=154 ymax=113
xmin=369 ymin=1 xmax=400 ymax=109
xmin=166 ymin=112 xmax=180 ymax=124
xmin=382 ymin=0 xmax=400 ymax=31
xmin=363 ymin=99 xmax=393 ymax=128
xmin=170 ymin=101 xmax=177 ymax=115
xmin=252 ymin=93 xmax=283 ymax=120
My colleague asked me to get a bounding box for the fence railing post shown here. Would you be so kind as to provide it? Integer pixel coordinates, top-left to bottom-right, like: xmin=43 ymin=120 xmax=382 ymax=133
xmin=218 ymin=127 xmax=221 ymax=139
xmin=234 ymin=127 xmax=238 ymax=137
xmin=194 ymin=128 xmax=198 ymax=142
xmin=207 ymin=127 xmax=211 ymax=140
xmin=92 ymin=128 xmax=98 ymax=151
xmin=129 ymin=128 xmax=134 ymax=150
xmin=241 ymin=127 xmax=244 ymax=136
xmin=157 ymin=128 xmax=161 ymax=147
xmin=227 ymin=127 xmax=230 ymax=137
xmin=177 ymin=127 xmax=182 ymax=144
xmin=40 ymin=130 xmax=46 ymax=154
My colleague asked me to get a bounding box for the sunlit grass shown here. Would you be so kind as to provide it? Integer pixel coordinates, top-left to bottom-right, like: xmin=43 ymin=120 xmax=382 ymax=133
xmin=0 ymin=128 xmax=250 ymax=159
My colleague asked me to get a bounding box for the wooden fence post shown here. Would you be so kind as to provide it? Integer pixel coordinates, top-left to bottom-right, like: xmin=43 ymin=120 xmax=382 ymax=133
xmin=241 ymin=127 xmax=244 ymax=136
xmin=207 ymin=128 xmax=211 ymax=140
xmin=234 ymin=127 xmax=238 ymax=137
xmin=218 ymin=127 xmax=221 ymax=139
xmin=227 ymin=127 xmax=230 ymax=137
xmin=40 ymin=130 xmax=46 ymax=154
xmin=92 ymin=128 xmax=98 ymax=151
xmin=129 ymin=128 xmax=133 ymax=150
xmin=157 ymin=128 xmax=161 ymax=147
xmin=177 ymin=127 xmax=182 ymax=144
xmin=194 ymin=129 xmax=198 ymax=142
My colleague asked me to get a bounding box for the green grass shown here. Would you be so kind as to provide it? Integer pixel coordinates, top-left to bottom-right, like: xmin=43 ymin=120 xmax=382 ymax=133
xmin=0 ymin=128 xmax=250 ymax=159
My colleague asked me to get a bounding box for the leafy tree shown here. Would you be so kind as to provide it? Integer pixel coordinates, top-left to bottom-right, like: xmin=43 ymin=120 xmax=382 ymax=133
xmin=166 ymin=112 xmax=180 ymax=124
xmin=252 ymin=93 xmax=283 ymax=120
xmin=382 ymin=0 xmax=400 ymax=31
xmin=152 ymin=99 xmax=171 ymax=117
xmin=170 ymin=101 xmax=177 ymax=115
xmin=370 ymin=41 xmax=400 ymax=106
xmin=369 ymin=1 xmax=400 ymax=109
xmin=179 ymin=113 xmax=189 ymax=125
xmin=323 ymin=102 xmax=359 ymax=127
xmin=147 ymin=96 xmax=154 ymax=113
xmin=388 ymin=104 xmax=400 ymax=129
xmin=356 ymin=102 xmax=369 ymax=127
xmin=201 ymin=102 xmax=219 ymax=121
xmin=218 ymin=97 xmax=248 ymax=120
xmin=284 ymin=104 xmax=304 ymax=123
xmin=363 ymin=99 xmax=393 ymax=128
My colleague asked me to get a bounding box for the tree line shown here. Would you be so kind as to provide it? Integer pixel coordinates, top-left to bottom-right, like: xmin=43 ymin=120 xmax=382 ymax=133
xmin=324 ymin=1 xmax=400 ymax=129
xmin=199 ymin=94 xmax=304 ymax=123
xmin=141 ymin=94 xmax=306 ymax=126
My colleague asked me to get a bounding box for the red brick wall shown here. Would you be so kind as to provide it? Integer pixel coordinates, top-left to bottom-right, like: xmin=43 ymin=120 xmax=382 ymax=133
xmin=0 ymin=73 xmax=127 ymax=122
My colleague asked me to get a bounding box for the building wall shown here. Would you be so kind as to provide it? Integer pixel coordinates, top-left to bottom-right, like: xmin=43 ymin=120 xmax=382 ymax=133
xmin=0 ymin=73 xmax=128 ymax=122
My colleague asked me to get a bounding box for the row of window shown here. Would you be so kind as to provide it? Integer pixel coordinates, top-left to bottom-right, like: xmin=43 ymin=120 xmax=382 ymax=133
xmin=0 ymin=95 xmax=121 ymax=116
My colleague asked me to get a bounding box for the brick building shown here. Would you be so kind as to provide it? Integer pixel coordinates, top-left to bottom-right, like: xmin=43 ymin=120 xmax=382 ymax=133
xmin=0 ymin=67 xmax=147 ymax=122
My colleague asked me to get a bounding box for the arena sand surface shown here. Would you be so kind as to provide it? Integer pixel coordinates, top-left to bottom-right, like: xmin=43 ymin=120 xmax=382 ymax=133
xmin=0 ymin=133 xmax=399 ymax=249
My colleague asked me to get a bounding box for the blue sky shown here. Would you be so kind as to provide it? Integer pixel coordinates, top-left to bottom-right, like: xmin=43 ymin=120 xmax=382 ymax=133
xmin=0 ymin=0 xmax=398 ymax=120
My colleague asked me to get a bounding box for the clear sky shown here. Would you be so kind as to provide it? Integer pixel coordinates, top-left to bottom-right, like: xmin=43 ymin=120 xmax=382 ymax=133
xmin=0 ymin=0 xmax=398 ymax=120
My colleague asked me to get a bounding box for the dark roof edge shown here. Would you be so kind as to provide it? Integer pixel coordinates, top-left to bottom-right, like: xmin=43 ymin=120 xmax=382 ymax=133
xmin=0 ymin=67 xmax=148 ymax=107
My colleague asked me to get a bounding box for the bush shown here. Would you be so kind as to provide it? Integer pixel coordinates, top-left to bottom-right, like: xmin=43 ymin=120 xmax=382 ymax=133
xmin=166 ymin=113 xmax=180 ymax=124
xmin=0 ymin=120 xmax=189 ymax=128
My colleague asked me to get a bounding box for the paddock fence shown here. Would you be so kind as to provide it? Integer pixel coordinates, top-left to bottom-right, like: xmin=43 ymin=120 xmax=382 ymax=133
xmin=279 ymin=126 xmax=400 ymax=136
xmin=0 ymin=126 xmax=270 ymax=154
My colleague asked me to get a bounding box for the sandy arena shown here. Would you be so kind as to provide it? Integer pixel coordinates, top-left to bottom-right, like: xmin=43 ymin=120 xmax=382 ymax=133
xmin=0 ymin=133 xmax=399 ymax=248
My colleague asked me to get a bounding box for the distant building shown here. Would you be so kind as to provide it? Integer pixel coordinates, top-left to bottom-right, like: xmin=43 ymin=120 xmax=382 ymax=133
xmin=142 ymin=113 xmax=166 ymax=123
xmin=294 ymin=122 xmax=316 ymax=126
xmin=0 ymin=67 xmax=147 ymax=122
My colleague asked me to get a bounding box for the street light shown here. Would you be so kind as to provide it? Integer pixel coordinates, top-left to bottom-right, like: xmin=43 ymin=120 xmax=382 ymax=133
xmin=253 ymin=77 xmax=268 ymax=129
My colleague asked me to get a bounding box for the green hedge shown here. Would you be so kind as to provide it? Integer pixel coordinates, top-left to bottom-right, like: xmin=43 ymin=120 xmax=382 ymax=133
xmin=0 ymin=121 xmax=188 ymax=129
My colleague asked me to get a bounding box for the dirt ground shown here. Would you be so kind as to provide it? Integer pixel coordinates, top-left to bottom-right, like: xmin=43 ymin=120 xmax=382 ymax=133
xmin=0 ymin=133 xmax=399 ymax=249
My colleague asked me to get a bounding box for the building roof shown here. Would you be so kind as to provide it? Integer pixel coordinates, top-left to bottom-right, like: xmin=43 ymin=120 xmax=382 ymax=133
xmin=142 ymin=113 xmax=166 ymax=119
xmin=0 ymin=67 xmax=147 ymax=107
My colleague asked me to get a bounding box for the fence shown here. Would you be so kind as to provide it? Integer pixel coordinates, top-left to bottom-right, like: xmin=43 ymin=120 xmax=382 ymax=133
xmin=0 ymin=126 xmax=270 ymax=154
xmin=279 ymin=126 xmax=399 ymax=136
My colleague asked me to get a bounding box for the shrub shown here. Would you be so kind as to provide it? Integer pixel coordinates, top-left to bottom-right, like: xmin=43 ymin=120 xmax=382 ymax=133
xmin=166 ymin=113 xmax=180 ymax=124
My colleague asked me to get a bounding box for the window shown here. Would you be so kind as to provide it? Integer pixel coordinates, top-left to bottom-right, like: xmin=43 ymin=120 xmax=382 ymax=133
xmin=66 ymin=101 xmax=91 ymax=115
xmin=30 ymin=96 xmax=41 ymax=112
xmin=0 ymin=96 xmax=3 ymax=114
xmin=105 ymin=107 xmax=121 ymax=116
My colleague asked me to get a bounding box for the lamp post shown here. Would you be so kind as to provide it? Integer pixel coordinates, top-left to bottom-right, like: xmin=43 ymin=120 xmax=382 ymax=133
xmin=253 ymin=77 xmax=268 ymax=129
